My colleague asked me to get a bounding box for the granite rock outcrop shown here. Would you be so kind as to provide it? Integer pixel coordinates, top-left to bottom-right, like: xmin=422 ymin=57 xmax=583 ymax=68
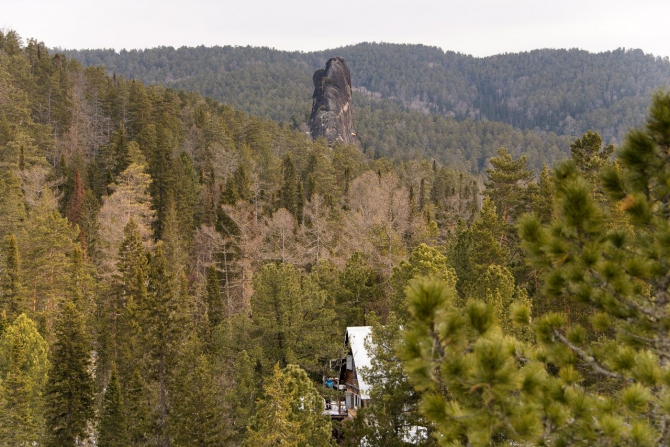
xmin=309 ymin=57 xmax=359 ymax=146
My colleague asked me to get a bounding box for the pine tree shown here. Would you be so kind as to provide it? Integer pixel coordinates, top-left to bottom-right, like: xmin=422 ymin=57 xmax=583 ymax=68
xmin=531 ymin=164 xmax=554 ymax=224
xmin=399 ymin=93 xmax=670 ymax=447
xmin=205 ymin=264 xmax=224 ymax=328
xmin=97 ymin=145 xmax=154 ymax=276
xmin=399 ymin=279 xmax=541 ymax=446
xmin=570 ymin=130 xmax=614 ymax=183
xmin=0 ymin=314 xmax=49 ymax=444
xmin=109 ymin=219 xmax=148 ymax=383
xmin=147 ymin=125 xmax=176 ymax=239
xmin=171 ymin=337 xmax=227 ymax=446
xmin=336 ymin=252 xmax=378 ymax=326
xmin=245 ymin=363 xmax=333 ymax=447
xmin=171 ymin=151 xmax=201 ymax=241
xmin=450 ymin=198 xmax=507 ymax=297
xmin=233 ymin=163 xmax=252 ymax=201
xmin=65 ymin=168 xmax=86 ymax=226
xmin=141 ymin=243 xmax=188 ymax=447
xmin=221 ymin=175 xmax=240 ymax=206
xmin=251 ymin=262 xmax=339 ymax=374
xmin=391 ymin=243 xmax=457 ymax=319
xmin=1 ymin=234 xmax=23 ymax=323
xmin=419 ymin=177 xmax=426 ymax=211
xmin=108 ymin=125 xmax=130 ymax=178
xmin=161 ymin=196 xmax=188 ymax=275
xmin=296 ymin=180 xmax=304 ymax=224
xmin=20 ymin=190 xmax=79 ymax=332
xmin=127 ymin=80 xmax=152 ymax=138
xmin=0 ymin=171 xmax=26 ymax=238
xmin=484 ymin=147 xmax=534 ymax=224
xmin=281 ymin=153 xmax=299 ymax=216
xmin=44 ymin=301 xmax=95 ymax=447
xmin=98 ymin=367 xmax=128 ymax=447
xmin=227 ymin=350 xmax=260 ymax=441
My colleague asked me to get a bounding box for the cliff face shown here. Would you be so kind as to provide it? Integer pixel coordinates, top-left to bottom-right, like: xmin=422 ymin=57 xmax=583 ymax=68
xmin=309 ymin=57 xmax=359 ymax=146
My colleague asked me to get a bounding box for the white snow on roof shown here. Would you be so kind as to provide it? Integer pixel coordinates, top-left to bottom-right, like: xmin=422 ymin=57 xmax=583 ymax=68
xmin=347 ymin=326 xmax=373 ymax=400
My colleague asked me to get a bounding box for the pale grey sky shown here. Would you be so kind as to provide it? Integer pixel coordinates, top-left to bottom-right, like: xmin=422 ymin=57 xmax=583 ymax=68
xmin=4 ymin=0 xmax=670 ymax=57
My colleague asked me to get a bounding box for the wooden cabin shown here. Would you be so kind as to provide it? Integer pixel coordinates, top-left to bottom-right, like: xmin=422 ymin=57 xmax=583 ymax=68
xmin=323 ymin=326 xmax=372 ymax=419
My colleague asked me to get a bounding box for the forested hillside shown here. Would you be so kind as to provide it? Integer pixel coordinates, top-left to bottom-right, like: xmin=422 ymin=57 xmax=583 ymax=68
xmin=65 ymin=43 xmax=670 ymax=161
xmin=6 ymin=28 xmax=670 ymax=446
xmin=0 ymin=30 xmax=480 ymax=445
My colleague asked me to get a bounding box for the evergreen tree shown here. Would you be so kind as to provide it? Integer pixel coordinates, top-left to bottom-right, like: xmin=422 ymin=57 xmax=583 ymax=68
xmin=337 ymin=252 xmax=378 ymax=327
xmin=0 ymin=314 xmax=48 ymax=445
xmin=98 ymin=367 xmax=128 ymax=447
xmin=97 ymin=144 xmax=154 ymax=276
xmin=205 ymin=264 xmax=224 ymax=328
xmin=484 ymin=147 xmax=534 ymax=225
xmin=484 ymin=147 xmax=536 ymax=285
xmin=296 ymin=180 xmax=304 ymax=224
xmin=0 ymin=234 xmax=23 ymax=324
xmin=399 ymin=93 xmax=670 ymax=447
xmin=391 ymin=243 xmax=457 ymax=319
xmin=531 ymin=164 xmax=554 ymax=224
xmin=233 ymin=163 xmax=252 ymax=201
xmin=570 ymin=130 xmax=614 ymax=182
xmin=399 ymin=279 xmax=541 ymax=446
xmin=161 ymin=197 xmax=188 ymax=275
xmin=20 ymin=190 xmax=79 ymax=332
xmin=171 ymin=337 xmax=227 ymax=446
xmin=281 ymin=153 xmax=299 ymax=217
xmin=251 ymin=262 xmax=339 ymax=374
xmin=221 ymin=175 xmax=240 ymax=206
xmin=44 ymin=302 xmax=95 ymax=447
xmin=108 ymin=125 xmax=130 ymax=178
xmin=450 ymin=198 xmax=507 ymax=297
xmin=245 ymin=363 xmax=333 ymax=447
xmin=0 ymin=171 xmax=26 ymax=238
xmin=570 ymin=130 xmax=615 ymax=206
xmin=227 ymin=350 xmax=260 ymax=441
xmin=65 ymin=168 xmax=86 ymax=226
xmin=171 ymin=151 xmax=201 ymax=241
xmin=109 ymin=219 xmax=148 ymax=384
xmin=141 ymin=243 xmax=189 ymax=447
xmin=150 ymin=126 xmax=177 ymax=239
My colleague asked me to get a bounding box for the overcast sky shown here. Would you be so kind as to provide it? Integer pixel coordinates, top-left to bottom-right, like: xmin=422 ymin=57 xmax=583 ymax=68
xmin=3 ymin=0 xmax=670 ymax=57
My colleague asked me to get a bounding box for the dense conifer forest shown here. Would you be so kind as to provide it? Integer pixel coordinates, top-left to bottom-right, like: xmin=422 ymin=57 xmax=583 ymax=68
xmin=3 ymin=29 xmax=670 ymax=445
xmin=64 ymin=43 xmax=670 ymax=171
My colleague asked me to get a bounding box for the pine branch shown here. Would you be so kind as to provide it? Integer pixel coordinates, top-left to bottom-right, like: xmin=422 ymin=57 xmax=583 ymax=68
xmin=552 ymin=328 xmax=631 ymax=381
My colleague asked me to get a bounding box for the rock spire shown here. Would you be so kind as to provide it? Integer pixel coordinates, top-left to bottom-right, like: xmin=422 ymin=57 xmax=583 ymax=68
xmin=309 ymin=57 xmax=359 ymax=146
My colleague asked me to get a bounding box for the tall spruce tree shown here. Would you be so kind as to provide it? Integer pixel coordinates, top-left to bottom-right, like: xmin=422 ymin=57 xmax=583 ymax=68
xmin=141 ymin=243 xmax=189 ymax=447
xmin=0 ymin=171 xmax=26 ymax=239
xmin=0 ymin=234 xmax=23 ymax=324
xmin=171 ymin=337 xmax=227 ymax=446
xmin=250 ymin=262 xmax=338 ymax=374
xmin=227 ymin=349 xmax=260 ymax=442
xmin=98 ymin=367 xmax=128 ymax=447
xmin=44 ymin=301 xmax=95 ymax=447
xmin=205 ymin=264 xmax=224 ymax=328
xmin=280 ymin=153 xmax=299 ymax=217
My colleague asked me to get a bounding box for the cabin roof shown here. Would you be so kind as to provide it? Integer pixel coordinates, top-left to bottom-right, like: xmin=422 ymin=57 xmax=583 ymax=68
xmin=346 ymin=326 xmax=373 ymax=399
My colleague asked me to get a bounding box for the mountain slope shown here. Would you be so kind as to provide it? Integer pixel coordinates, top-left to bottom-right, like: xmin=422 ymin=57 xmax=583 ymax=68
xmin=65 ymin=43 xmax=670 ymax=140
